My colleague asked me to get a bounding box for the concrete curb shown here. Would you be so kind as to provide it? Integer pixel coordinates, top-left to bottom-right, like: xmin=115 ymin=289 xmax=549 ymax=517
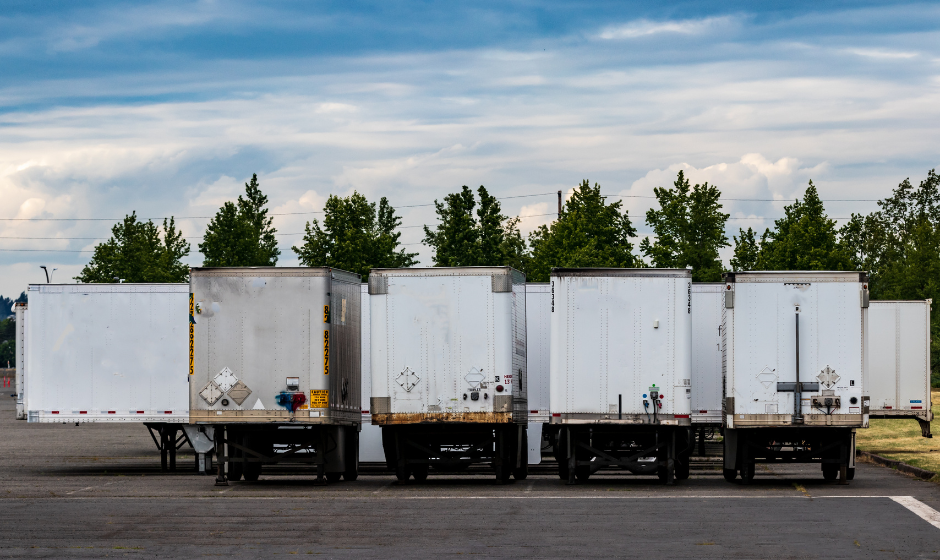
xmin=858 ymin=450 xmax=937 ymax=480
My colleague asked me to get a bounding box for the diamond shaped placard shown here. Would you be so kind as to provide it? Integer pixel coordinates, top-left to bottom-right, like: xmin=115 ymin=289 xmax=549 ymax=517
xmin=228 ymin=380 xmax=252 ymax=406
xmin=818 ymin=366 xmax=840 ymax=389
xmin=757 ymin=367 xmax=777 ymax=389
xmin=465 ymin=367 xmax=485 ymax=388
xmin=213 ymin=367 xmax=237 ymax=393
xmin=199 ymin=381 xmax=223 ymax=405
xmin=396 ymin=367 xmax=420 ymax=392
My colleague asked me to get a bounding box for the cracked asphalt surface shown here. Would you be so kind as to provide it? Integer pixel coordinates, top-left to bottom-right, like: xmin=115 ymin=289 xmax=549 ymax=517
xmin=1 ymin=397 xmax=939 ymax=559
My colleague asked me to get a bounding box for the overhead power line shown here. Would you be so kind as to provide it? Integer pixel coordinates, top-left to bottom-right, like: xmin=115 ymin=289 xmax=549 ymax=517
xmin=0 ymin=190 xmax=881 ymax=222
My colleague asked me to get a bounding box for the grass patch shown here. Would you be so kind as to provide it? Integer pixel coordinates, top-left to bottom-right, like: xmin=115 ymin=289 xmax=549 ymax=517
xmin=856 ymin=390 xmax=940 ymax=475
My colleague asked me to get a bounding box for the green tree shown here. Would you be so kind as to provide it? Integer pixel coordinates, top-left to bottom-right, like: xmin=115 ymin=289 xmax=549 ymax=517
xmin=199 ymin=173 xmax=280 ymax=266
xmin=0 ymin=338 xmax=12 ymax=368
xmin=853 ymin=170 xmax=940 ymax=384
xmin=527 ymin=180 xmax=640 ymax=282
xmin=755 ymin=181 xmax=852 ymax=271
xmin=0 ymin=292 xmax=26 ymax=319
xmin=639 ymin=171 xmax=729 ymax=281
xmin=422 ymin=185 xmax=528 ymax=270
xmin=730 ymin=227 xmax=759 ymax=271
xmin=839 ymin=212 xmax=888 ymax=280
xmin=292 ymin=191 xmax=417 ymax=278
xmin=75 ymin=213 xmax=190 ymax=283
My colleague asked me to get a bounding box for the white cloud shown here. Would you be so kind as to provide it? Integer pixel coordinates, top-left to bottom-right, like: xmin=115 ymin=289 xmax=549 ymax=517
xmin=14 ymin=198 xmax=45 ymax=220
xmin=597 ymin=16 xmax=735 ymax=40
xmin=844 ymin=48 xmax=919 ymax=60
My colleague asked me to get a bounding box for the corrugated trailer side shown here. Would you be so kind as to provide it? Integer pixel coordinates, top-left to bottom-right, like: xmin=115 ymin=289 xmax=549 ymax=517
xmin=868 ymin=300 xmax=933 ymax=437
xmin=190 ymin=267 xmax=361 ymax=484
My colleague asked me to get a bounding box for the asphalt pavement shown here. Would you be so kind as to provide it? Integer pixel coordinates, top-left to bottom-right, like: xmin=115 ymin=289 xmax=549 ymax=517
xmin=1 ymin=396 xmax=939 ymax=559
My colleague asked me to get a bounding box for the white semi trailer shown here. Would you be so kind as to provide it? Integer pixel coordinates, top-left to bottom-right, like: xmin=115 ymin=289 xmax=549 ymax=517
xmin=23 ymin=284 xmax=209 ymax=471
xmin=525 ymin=283 xmax=551 ymax=464
xmin=359 ymin=282 xmax=385 ymax=463
xmin=369 ymin=267 xmax=528 ymax=483
xmin=189 ymin=267 xmax=361 ymax=484
xmin=721 ymin=271 xmax=869 ymax=484
xmin=691 ymin=283 xmax=723 ymax=426
xmin=14 ymin=302 xmax=26 ymax=420
xmin=691 ymin=283 xmax=724 ymax=455
xmin=549 ymin=268 xmax=693 ymax=484
xmin=868 ymin=300 xmax=933 ymax=438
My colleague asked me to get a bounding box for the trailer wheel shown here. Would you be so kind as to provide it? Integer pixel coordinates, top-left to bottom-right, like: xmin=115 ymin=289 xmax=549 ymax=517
xmin=847 ymin=467 xmax=855 ymax=480
xmin=513 ymin=430 xmax=528 ymax=480
xmin=675 ymin=430 xmax=691 ymax=480
xmin=395 ymin=462 xmax=410 ymax=482
xmin=228 ymin=462 xmax=243 ymax=481
xmin=243 ymin=463 xmax=261 ymax=481
xmin=575 ymin=465 xmax=591 ymax=482
xmin=344 ymin=430 xmax=359 ymax=481
xmin=657 ymin=465 xmax=668 ymax=482
xmin=675 ymin=459 xmax=690 ymax=481
xmin=740 ymin=462 xmax=755 ymax=483
xmin=411 ymin=463 xmax=429 ymax=482
xmin=822 ymin=464 xmax=838 ymax=481
xmin=381 ymin=428 xmax=398 ymax=472
xmin=325 ymin=471 xmax=342 ymax=483
xmin=723 ymin=468 xmax=737 ymax=482
xmin=555 ymin=430 xmax=569 ymax=480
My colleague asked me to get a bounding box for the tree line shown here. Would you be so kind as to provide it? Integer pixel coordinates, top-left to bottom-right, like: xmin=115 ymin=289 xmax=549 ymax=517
xmin=74 ymin=169 xmax=940 ymax=384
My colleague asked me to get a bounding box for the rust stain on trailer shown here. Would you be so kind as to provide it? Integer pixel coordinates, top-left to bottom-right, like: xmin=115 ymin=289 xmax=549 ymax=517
xmin=372 ymin=412 xmax=516 ymax=425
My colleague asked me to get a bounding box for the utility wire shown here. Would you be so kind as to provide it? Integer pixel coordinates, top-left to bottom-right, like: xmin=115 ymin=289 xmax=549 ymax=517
xmin=0 ymin=190 xmax=880 ymax=222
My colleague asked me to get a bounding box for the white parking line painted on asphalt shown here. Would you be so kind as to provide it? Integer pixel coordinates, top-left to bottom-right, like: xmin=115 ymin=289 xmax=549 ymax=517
xmin=891 ymin=496 xmax=940 ymax=530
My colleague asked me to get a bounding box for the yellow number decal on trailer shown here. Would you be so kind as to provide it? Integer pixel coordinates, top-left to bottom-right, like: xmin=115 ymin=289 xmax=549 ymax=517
xmin=323 ymin=304 xmax=330 ymax=323
xmin=310 ymin=390 xmax=329 ymax=407
xmin=188 ymin=294 xmax=194 ymax=375
xmin=323 ymin=329 xmax=330 ymax=375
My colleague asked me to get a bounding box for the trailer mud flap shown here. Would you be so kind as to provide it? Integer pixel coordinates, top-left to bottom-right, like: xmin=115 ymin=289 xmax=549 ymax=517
xmin=723 ymin=428 xmax=738 ymax=470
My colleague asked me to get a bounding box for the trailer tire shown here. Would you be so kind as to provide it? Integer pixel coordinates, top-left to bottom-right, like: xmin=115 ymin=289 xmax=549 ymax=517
xmin=822 ymin=464 xmax=838 ymax=481
xmin=513 ymin=431 xmax=528 ymax=480
xmin=381 ymin=428 xmax=398 ymax=472
xmin=243 ymin=463 xmax=261 ymax=481
xmin=555 ymin=430 xmax=569 ymax=480
xmin=326 ymin=471 xmax=342 ymax=483
xmin=344 ymin=430 xmax=359 ymax=481
xmin=395 ymin=462 xmax=410 ymax=482
xmin=740 ymin=462 xmax=755 ymax=483
xmin=228 ymin=462 xmax=243 ymax=481
xmin=723 ymin=468 xmax=737 ymax=482
xmin=411 ymin=463 xmax=429 ymax=482
xmin=575 ymin=465 xmax=591 ymax=482
xmin=675 ymin=459 xmax=690 ymax=481
xmin=847 ymin=467 xmax=855 ymax=480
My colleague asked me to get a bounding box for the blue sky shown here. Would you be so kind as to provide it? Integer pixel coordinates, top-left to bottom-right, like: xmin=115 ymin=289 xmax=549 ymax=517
xmin=1 ymin=1 xmax=939 ymax=295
